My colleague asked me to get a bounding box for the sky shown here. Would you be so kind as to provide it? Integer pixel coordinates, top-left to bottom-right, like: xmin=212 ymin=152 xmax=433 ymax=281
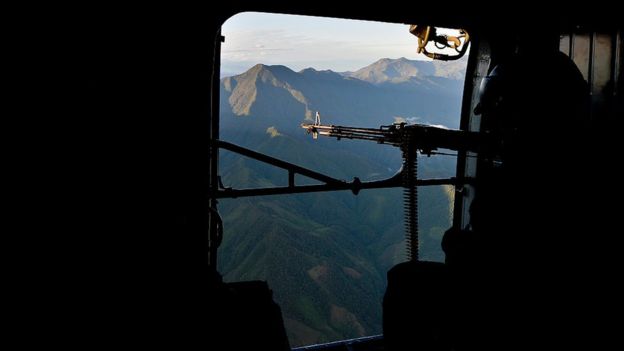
xmin=220 ymin=12 xmax=429 ymax=77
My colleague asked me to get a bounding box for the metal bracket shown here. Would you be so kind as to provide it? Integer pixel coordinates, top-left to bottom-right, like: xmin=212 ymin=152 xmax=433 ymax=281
xmin=214 ymin=140 xmax=472 ymax=199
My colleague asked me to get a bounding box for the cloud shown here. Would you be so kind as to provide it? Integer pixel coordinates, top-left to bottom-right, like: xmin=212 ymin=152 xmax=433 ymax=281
xmin=393 ymin=116 xmax=406 ymax=123
xmin=392 ymin=116 xmax=450 ymax=129
xmin=393 ymin=116 xmax=421 ymax=124
xmin=266 ymin=126 xmax=282 ymax=138
xmin=427 ymin=124 xmax=450 ymax=129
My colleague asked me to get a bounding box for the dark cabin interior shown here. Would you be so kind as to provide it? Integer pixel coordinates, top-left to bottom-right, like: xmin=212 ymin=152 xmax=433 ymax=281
xmin=81 ymin=3 xmax=622 ymax=350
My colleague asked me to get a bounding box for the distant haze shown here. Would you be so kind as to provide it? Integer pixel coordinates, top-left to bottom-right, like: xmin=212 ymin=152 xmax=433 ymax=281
xmin=221 ymin=12 xmax=435 ymax=77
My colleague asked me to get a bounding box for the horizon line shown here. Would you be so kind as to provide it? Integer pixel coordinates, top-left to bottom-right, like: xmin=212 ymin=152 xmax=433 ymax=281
xmin=220 ymin=56 xmax=439 ymax=78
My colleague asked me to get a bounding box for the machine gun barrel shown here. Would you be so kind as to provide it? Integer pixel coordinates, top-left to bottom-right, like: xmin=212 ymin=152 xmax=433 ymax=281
xmin=301 ymin=124 xmax=402 ymax=146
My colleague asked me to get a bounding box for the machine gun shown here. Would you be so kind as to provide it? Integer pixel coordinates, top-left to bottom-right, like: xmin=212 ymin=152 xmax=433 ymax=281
xmin=302 ymin=115 xmax=488 ymax=261
xmin=213 ymin=113 xmax=489 ymax=262
xmin=301 ymin=119 xmax=484 ymax=155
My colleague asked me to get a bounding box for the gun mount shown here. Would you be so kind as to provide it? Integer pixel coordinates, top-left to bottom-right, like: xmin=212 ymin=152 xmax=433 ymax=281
xmin=302 ymin=116 xmax=487 ymax=261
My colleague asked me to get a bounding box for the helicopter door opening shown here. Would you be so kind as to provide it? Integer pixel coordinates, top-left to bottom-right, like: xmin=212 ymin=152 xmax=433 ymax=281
xmin=215 ymin=11 xmax=469 ymax=348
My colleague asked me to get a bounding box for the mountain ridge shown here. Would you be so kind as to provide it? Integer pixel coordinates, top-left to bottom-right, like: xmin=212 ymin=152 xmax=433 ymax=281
xmin=346 ymin=57 xmax=435 ymax=83
xmin=223 ymin=57 xmax=467 ymax=87
xmin=221 ymin=58 xmax=465 ymax=131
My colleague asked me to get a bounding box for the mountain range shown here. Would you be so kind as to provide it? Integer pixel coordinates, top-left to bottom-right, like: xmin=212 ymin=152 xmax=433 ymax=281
xmin=217 ymin=57 xmax=466 ymax=347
